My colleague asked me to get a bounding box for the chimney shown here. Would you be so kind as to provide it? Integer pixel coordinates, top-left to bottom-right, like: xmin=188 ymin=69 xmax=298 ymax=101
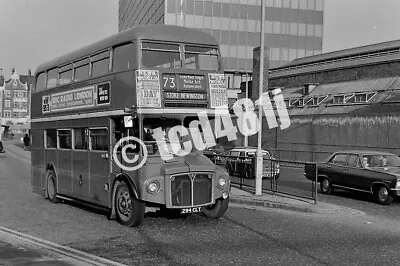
xmin=12 ymin=68 xmax=15 ymax=75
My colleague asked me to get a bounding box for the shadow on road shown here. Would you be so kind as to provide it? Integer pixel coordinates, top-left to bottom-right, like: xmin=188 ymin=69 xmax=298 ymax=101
xmin=323 ymin=189 xmax=400 ymax=205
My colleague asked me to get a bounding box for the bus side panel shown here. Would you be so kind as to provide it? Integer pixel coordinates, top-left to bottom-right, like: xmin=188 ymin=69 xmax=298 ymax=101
xmin=31 ymin=125 xmax=45 ymax=195
xmin=57 ymin=150 xmax=73 ymax=195
xmin=69 ymin=118 xmax=89 ymax=200
xmin=87 ymin=116 xmax=110 ymax=207
xmin=72 ymin=150 xmax=89 ymax=200
xmin=55 ymin=120 xmax=73 ymax=196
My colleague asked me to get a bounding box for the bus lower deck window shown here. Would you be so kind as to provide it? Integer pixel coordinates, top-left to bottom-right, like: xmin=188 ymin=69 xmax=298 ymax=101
xmin=58 ymin=129 xmax=72 ymax=149
xmin=45 ymin=129 xmax=57 ymax=148
xmin=90 ymin=128 xmax=108 ymax=151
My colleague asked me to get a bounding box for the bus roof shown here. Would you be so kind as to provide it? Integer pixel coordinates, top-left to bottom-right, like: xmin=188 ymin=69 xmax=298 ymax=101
xmin=35 ymin=25 xmax=219 ymax=75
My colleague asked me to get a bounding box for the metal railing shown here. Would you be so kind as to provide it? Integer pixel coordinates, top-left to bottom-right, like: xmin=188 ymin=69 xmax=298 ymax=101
xmin=207 ymin=154 xmax=318 ymax=204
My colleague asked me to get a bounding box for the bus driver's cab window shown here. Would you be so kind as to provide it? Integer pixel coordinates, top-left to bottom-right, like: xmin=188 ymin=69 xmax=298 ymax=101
xmin=143 ymin=117 xmax=182 ymax=156
xmin=112 ymin=116 xmax=140 ymax=153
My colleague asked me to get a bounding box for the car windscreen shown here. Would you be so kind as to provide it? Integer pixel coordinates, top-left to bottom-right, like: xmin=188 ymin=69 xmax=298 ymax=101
xmin=247 ymin=152 xmax=269 ymax=158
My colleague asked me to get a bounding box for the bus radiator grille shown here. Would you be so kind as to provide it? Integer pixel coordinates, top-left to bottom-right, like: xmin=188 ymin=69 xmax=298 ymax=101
xmin=170 ymin=173 xmax=212 ymax=207
xmin=193 ymin=174 xmax=212 ymax=206
xmin=171 ymin=175 xmax=191 ymax=207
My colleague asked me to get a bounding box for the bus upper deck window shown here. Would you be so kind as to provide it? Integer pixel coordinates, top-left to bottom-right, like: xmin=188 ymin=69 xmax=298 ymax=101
xmin=92 ymin=51 xmax=110 ymax=77
xmin=35 ymin=72 xmax=46 ymax=92
xmin=184 ymin=46 xmax=220 ymax=71
xmin=59 ymin=64 xmax=73 ymax=85
xmin=74 ymin=58 xmax=90 ymax=82
xmin=46 ymin=68 xmax=58 ymax=89
xmin=141 ymin=42 xmax=181 ymax=69
xmin=113 ymin=43 xmax=136 ymax=72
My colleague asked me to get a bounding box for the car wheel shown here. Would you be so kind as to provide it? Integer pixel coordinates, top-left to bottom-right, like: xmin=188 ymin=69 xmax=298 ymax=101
xmin=47 ymin=171 xmax=60 ymax=203
xmin=320 ymin=177 xmax=333 ymax=195
xmin=115 ymin=181 xmax=145 ymax=227
xmin=202 ymin=197 xmax=229 ymax=219
xmin=374 ymin=185 xmax=393 ymax=205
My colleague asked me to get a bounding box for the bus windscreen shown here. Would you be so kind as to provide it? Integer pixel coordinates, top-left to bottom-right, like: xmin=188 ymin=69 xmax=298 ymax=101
xmin=184 ymin=46 xmax=219 ymax=71
xmin=141 ymin=42 xmax=220 ymax=71
xmin=142 ymin=42 xmax=181 ymax=69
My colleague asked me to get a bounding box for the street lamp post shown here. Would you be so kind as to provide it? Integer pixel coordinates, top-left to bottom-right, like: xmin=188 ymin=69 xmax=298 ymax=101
xmin=244 ymin=72 xmax=249 ymax=147
xmin=255 ymin=0 xmax=266 ymax=196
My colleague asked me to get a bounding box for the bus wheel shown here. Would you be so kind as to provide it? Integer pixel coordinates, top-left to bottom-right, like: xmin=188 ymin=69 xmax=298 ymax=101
xmin=115 ymin=181 xmax=145 ymax=227
xmin=46 ymin=171 xmax=59 ymax=203
xmin=202 ymin=197 xmax=229 ymax=219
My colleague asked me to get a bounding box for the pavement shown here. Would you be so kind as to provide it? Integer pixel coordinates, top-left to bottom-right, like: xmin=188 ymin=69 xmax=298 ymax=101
xmin=2 ymin=138 xmax=31 ymax=163
xmin=229 ymin=186 xmax=364 ymax=215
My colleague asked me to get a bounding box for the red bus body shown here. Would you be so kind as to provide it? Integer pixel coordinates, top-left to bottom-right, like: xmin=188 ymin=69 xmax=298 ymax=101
xmin=30 ymin=25 xmax=231 ymax=226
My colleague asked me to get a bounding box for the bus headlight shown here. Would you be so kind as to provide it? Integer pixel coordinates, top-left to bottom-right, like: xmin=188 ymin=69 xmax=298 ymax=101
xmin=218 ymin=177 xmax=227 ymax=187
xmin=146 ymin=181 xmax=160 ymax=193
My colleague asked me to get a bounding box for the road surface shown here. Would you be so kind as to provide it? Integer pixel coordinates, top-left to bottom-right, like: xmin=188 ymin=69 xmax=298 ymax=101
xmin=2 ymin=145 xmax=400 ymax=264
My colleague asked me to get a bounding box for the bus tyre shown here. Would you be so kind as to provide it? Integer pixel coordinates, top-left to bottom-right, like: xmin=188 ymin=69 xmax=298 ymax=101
xmin=202 ymin=197 xmax=229 ymax=219
xmin=115 ymin=181 xmax=145 ymax=227
xmin=47 ymin=171 xmax=59 ymax=203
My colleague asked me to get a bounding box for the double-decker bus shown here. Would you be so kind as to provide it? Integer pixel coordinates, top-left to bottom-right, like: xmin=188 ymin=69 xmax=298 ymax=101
xmin=31 ymin=25 xmax=231 ymax=227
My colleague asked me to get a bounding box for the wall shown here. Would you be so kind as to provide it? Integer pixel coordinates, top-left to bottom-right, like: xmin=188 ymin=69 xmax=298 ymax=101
xmin=253 ymin=114 xmax=400 ymax=162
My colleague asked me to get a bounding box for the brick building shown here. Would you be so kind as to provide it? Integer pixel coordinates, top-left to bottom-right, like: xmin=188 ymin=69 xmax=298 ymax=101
xmin=0 ymin=69 xmax=32 ymax=133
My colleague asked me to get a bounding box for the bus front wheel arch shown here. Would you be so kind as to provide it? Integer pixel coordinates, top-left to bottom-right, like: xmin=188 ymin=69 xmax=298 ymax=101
xmin=202 ymin=197 xmax=229 ymax=219
xmin=114 ymin=180 xmax=145 ymax=227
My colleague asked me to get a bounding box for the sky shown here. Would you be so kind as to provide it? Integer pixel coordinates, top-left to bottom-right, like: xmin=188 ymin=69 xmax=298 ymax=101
xmin=323 ymin=0 xmax=400 ymax=53
xmin=1 ymin=0 xmax=400 ymax=77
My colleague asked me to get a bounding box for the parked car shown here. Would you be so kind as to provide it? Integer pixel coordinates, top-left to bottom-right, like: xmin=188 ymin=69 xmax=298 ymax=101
xmin=225 ymin=147 xmax=280 ymax=179
xmin=203 ymin=144 xmax=226 ymax=165
xmin=304 ymin=150 xmax=400 ymax=205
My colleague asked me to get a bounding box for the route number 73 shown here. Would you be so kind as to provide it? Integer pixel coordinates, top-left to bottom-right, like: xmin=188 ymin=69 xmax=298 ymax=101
xmin=163 ymin=76 xmax=176 ymax=89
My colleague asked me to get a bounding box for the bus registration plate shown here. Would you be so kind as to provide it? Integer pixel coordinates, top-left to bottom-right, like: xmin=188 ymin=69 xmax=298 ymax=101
xmin=180 ymin=207 xmax=202 ymax=214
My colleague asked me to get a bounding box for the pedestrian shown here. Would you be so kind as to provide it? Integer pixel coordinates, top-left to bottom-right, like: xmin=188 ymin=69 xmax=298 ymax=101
xmin=23 ymin=133 xmax=30 ymax=151
xmin=0 ymin=140 xmax=4 ymax=155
